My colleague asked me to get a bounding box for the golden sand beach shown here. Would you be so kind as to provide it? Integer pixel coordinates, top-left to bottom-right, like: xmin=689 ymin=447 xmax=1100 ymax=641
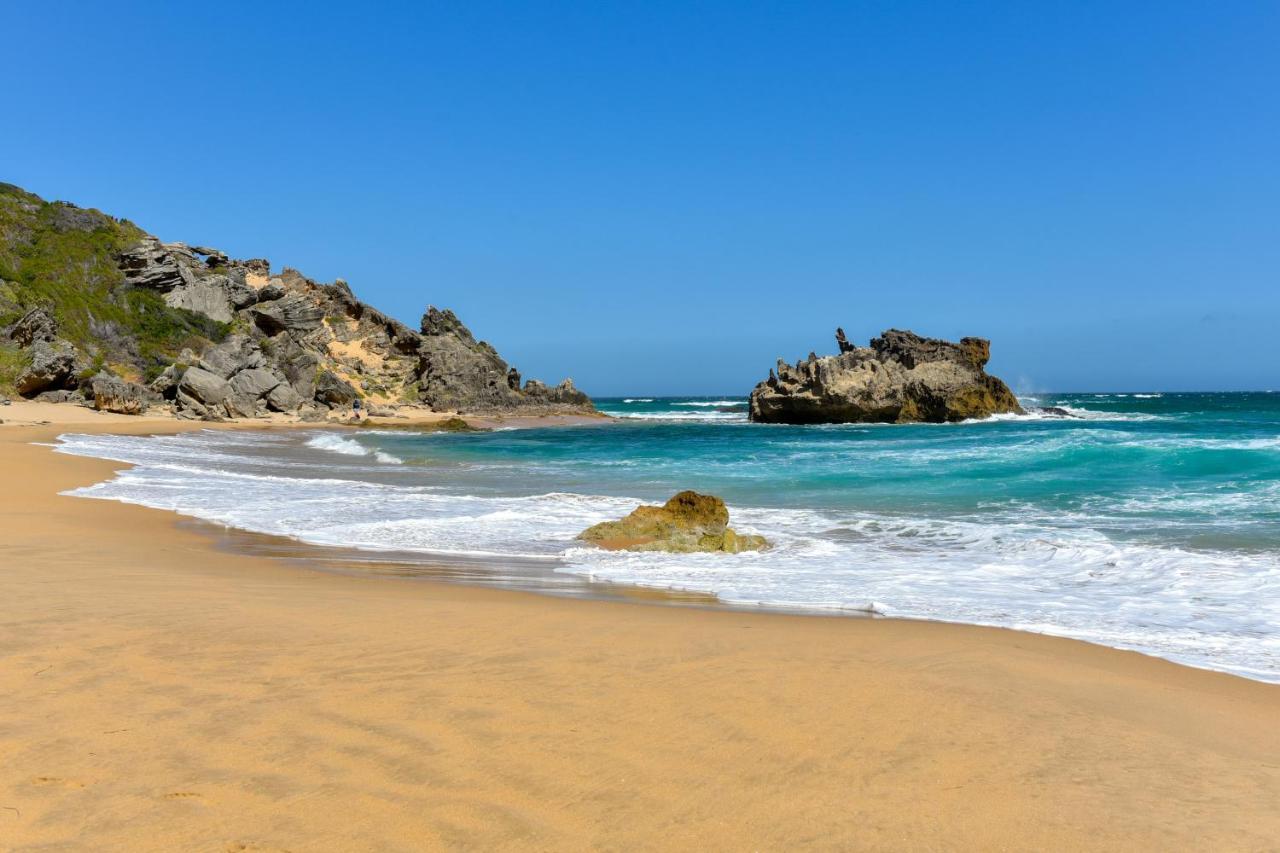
xmin=1 ymin=404 xmax=1278 ymax=850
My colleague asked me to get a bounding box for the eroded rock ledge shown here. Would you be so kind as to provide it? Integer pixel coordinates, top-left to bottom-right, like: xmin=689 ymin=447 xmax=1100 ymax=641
xmin=749 ymin=328 xmax=1023 ymax=424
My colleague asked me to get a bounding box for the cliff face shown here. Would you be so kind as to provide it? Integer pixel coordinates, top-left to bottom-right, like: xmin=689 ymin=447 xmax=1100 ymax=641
xmin=749 ymin=328 xmax=1023 ymax=424
xmin=0 ymin=183 xmax=593 ymax=418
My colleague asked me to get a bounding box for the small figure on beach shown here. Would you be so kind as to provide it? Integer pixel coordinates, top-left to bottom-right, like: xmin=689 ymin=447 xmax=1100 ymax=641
xmin=352 ymin=398 xmax=363 ymax=420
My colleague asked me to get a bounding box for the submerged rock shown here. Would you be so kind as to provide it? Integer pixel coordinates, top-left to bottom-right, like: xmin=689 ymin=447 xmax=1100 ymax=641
xmin=577 ymin=491 xmax=768 ymax=554
xmin=1035 ymin=406 xmax=1082 ymax=419
xmin=432 ymin=416 xmax=484 ymax=432
xmin=749 ymin=328 xmax=1023 ymax=424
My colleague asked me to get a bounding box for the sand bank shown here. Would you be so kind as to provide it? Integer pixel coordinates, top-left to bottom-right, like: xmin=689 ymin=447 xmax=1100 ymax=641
xmin=1 ymin=419 xmax=1278 ymax=851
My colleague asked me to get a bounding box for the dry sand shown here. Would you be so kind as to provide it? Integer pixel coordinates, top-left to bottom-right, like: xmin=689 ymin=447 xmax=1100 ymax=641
xmin=1 ymin=409 xmax=1278 ymax=851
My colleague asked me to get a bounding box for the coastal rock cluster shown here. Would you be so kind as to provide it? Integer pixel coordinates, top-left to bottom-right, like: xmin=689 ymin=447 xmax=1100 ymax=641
xmin=418 ymin=306 xmax=590 ymax=413
xmin=0 ymin=183 xmax=594 ymax=419
xmin=578 ymin=491 xmax=768 ymax=554
xmin=749 ymin=328 xmax=1023 ymax=424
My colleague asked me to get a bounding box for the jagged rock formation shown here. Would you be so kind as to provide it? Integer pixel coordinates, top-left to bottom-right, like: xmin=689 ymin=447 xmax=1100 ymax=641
xmin=577 ymin=491 xmax=769 ymax=554
xmin=416 ymin=307 xmax=591 ymax=413
xmin=90 ymin=374 xmax=146 ymax=414
xmin=0 ymin=182 xmax=595 ymax=419
xmin=15 ymin=339 xmax=79 ymax=396
xmin=749 ymin=328 xmax=1023 ymax=424
xmin=6 ymin=308 xmax=56 ymax=347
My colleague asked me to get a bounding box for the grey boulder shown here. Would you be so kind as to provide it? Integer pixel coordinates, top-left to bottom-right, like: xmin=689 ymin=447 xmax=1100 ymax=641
xmin=164 ymin=278 xmax=236 ymax=323
xmin=314 ymin=371 xmax=359 ymax=407
xmin=5 ymin=307 xmax=57 ymax=347
xmin=224 ymin=393 xmax=260 ymax=419
xmin=16 ymin=339 xmax=77 ymax=396
xmin=230 ymin=367 xmax=282 ymax=399
xmin=90 ymin=374 xmax=148 ymax=415
xmin=265 ymin=382 xmax=303 ymax=412
xmin=198 ymin=335 xmax=264 ymax=378
xmin=178 ymin=366 xmax=232 ymax=407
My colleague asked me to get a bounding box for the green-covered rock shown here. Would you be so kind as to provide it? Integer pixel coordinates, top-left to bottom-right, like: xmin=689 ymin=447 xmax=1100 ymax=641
xmin=578 ymin=491 xmax=768 ymax=554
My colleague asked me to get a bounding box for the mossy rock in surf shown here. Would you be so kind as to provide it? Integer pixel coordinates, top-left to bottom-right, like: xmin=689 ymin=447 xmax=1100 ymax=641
xmin=356 ymin=415 xmax=487 ymax=432
xmin=578 ymin=490 xmax=768 ymax=554
xmin=433 ymin=416 xmax=483 ymax=432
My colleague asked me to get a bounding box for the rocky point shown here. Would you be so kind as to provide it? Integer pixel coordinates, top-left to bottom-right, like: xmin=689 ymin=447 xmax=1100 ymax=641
xmin=0 ymin=182 xmax=595 ymax=419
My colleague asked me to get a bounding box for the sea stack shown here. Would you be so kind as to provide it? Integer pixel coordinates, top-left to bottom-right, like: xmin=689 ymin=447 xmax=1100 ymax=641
xmin=749 ymin=328 xmax=1023 ymax=424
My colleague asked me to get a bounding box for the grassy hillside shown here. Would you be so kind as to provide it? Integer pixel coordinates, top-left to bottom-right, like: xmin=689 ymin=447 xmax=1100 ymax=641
xmin=0 ymin=183 xmax=229 ymax=392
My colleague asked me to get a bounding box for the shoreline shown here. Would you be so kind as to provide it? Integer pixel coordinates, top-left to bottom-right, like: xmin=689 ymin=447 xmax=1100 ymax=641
xmin=77 ymin=505 xmax=1280 ymax=684
xmin=0 ymin=398 xmax=613 ymax=432
xmin=2 ymin=416 xmax=1279 ymax=848
xmin=48 ymin=412 xmax=1276 ymax=684
xmin=99 ymin=512 xmax=1280 ymax=684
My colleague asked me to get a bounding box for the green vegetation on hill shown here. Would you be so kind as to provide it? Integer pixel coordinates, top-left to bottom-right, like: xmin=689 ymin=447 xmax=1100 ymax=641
xmin=0 ymin=341 xmax=27 ymax=393
xmin=0 ymin=182 xmax=229 ymax=390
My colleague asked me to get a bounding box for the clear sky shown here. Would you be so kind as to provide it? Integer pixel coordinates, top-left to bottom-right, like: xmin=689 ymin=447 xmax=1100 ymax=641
xmin=4 ymin=1 xmax=1277 ymax=395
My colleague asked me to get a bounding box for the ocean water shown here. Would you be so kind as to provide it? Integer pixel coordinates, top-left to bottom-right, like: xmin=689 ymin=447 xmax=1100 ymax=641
xmin=55 ymin=392 xmax=1280 ymax=681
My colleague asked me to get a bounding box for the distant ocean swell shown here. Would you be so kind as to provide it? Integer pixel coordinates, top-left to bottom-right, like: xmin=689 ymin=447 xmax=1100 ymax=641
xmin=54 ymin=392 xmax=1280 ymax=682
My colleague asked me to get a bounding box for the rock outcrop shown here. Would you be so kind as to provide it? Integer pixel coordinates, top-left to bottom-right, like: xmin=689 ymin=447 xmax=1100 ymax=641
xmin=0 ymin=182 xmax=596 ymax=420
xmin=4 ymin=308 xmax=57 ymax=347
xmin=15 ymin=339 xmax=78 ymax=396
xmin=577 ymin=491 xmax=768 ymax=554
xmin=416 ymin=307 xmax=593 ymax=413
xmin=749 ymin=328 xmax=1023 ymax=424
xmin=90 ymin=374 xmax=148 ymax=414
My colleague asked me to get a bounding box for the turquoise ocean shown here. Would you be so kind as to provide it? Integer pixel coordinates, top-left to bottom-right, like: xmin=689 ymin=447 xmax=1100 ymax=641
xmin=56 ymin=392 xmax=1280 ymax=681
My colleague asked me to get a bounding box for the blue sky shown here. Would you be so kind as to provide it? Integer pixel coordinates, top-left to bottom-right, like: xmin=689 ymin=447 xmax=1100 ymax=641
xmin=4 ymin=1 xmax=1277 ymax=394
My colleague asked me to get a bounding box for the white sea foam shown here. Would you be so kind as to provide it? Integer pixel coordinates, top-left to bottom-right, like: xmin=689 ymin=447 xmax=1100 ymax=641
xmin=1137 ymin=436 xmax=1280 ymax=452
xmin=305 ymin=433 xmax=403 ymax=464
xmin=51 ymin=429 xmax=1280 ymax=683
xmin=979 ymin=405 xmax=1165 ymax=423
xmin=306 ymin=434 xmax=368 ymax=455
xmin=609 ymin=410 xmax=748 ymax=422
xmin=673 ymin=400 xmax=743 ymax=407
xmin=622 ymin=398 xmax=654 ymax=403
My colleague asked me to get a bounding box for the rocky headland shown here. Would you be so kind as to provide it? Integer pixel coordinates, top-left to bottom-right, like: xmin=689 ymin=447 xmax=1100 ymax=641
xmin=749 ymin=328 xmax=1022 ymax=424
xmin=578 ymin=491 xmax=768 ymax=553
xmin=0 ymin=183 xmax=594 ymax=420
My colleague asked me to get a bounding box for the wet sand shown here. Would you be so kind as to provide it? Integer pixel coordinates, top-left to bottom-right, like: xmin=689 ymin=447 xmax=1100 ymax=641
xmin=1 ymin=413 xmax=1278 ymax=850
